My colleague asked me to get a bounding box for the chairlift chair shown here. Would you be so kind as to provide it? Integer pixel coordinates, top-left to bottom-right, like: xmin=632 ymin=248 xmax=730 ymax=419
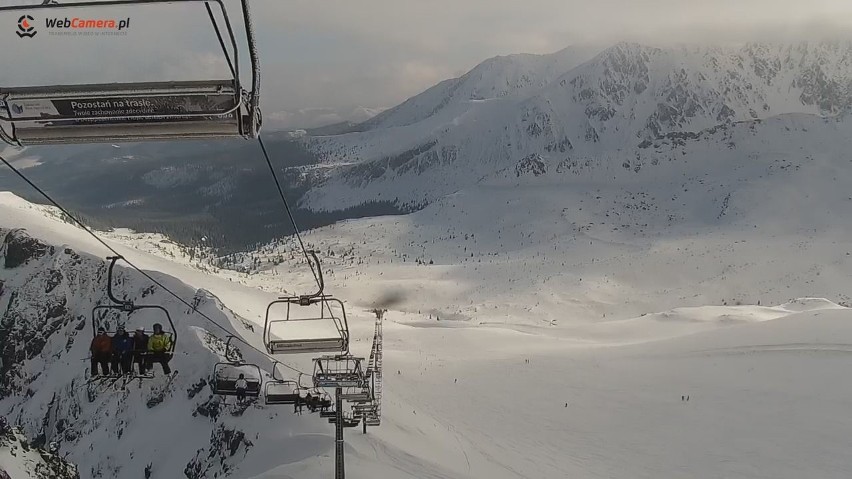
xmin=0 ymin=0 xmax=261 ymax=146
xmin=352 ymin=404 xmax=377 ymax=415
xmin=264 ymin=361 xmax=300 ymax=405
xmin=264 ymin=379 xmax=299 ymax=405
xmin=313 ymin=355 xmax=366 ymax=389
xmin=339 ymin=390 xmax=372 ymax=403
xmin=212 ymin=336 xmax=262 ymax=397
xmin=263 ymin=252 xmax=350 ymax=355
xmin=317 ymin=391 xmax=333 ymax=410
xmin=90 ymin=257 xmax=178 ymax=347
xmin=328 ymin=413 xmax=360 ymax=428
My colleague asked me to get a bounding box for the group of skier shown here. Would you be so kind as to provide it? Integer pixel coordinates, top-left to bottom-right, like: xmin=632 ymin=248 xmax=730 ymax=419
xmin=89 ymin=323 xmax=173 ymax=377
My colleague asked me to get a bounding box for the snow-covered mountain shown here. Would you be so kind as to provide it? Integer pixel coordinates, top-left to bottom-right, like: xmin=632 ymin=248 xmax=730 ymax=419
xmin=266 ymin=106 xmax=386 ymax=131
xmin=0 ymin=220 xmax=374 ymax=479
xmin=302 ymin=41 xmax=852 ymax=211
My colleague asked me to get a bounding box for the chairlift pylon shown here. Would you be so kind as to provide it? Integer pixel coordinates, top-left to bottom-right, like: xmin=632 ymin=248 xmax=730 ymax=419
xmin=0 ymin=0 xmax=261 ymax=146
xmin=212 ymin=335 xmax=262 ymax=397
xmin=263 ymin=251 xmax=350 ymax=355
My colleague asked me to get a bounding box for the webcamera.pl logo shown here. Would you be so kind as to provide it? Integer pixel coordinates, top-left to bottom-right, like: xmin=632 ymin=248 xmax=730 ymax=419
xmin=15 ymin=14 xmax=132 ymax=39
xmin=16 ymin=15 xmax=36 ymax=38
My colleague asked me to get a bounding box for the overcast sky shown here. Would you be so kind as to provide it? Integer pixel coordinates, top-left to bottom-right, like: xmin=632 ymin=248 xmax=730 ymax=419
xmin=3 ymin=0 xmax=852 ymax=121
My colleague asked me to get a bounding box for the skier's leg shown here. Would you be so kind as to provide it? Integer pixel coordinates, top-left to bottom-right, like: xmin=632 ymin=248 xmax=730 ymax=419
xmin=161 ymin=354 xmax=172 ymax=375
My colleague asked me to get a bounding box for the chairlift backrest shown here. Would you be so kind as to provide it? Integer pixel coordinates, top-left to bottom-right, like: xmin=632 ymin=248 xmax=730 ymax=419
xmin=0 ymin=0 xmax=261 ymax=146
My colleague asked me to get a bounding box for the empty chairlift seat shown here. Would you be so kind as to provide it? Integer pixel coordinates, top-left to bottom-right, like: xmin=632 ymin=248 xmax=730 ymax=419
xmin=264 ymin=380 xmax=301 ymax=405
xmin=264 ymin=296 xmax=350 ymax=355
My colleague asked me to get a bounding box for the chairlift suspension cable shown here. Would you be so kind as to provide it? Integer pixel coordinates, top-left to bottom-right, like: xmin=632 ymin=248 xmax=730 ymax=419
xmin=205 ymin=1 xmax=237 ymax=79
xmin=257 ymin=135 xmax=321 ymax=289
xmin=199 ymin=0 xmax=319 ymax=289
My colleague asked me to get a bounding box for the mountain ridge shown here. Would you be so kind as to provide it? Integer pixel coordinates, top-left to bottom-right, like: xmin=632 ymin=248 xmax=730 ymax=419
xmin=301 ymin=40 xmax=852 ymax=212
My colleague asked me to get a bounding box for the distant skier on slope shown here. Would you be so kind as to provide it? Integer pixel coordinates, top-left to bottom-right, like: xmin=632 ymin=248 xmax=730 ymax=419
xmin=147 ymin=323 xmax=173 ymax=375
xmin=235 ymin=374 xmax=248 ymax=403
xmin=90 ymin=328 xmax=112 ymax=377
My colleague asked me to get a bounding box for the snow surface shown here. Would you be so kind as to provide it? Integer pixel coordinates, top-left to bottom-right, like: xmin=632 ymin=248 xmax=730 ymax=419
xmin=0 ymin=425 xmax=77 ymax=479
xmin=3 ymin=183 xmax=852 ymax=478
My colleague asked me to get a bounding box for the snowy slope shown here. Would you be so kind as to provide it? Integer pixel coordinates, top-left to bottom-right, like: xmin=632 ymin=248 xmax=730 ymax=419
xmin=303 ymin=41 xmax=852 ymax=211
xmin=0 ymin=195 xmax=502 ymax=479
xmin=226 ymin=111 xmax=852 ymax=327
xmin=4 ymin=181 xmax=852 ymax=479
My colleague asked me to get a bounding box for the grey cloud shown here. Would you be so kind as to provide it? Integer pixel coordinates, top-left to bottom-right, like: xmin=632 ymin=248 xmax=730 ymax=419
xmin=2 ymin=0 xmax=852 ymax=128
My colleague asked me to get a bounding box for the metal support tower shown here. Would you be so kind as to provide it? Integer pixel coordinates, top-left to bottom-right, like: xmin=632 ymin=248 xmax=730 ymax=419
xmin=335 ymin=387 xmax=344 ymax=479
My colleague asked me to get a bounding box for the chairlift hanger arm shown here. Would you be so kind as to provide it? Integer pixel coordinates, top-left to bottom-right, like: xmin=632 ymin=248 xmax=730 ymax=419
xmin=296 ymin=251 xmax=324 ymax=302
xmin=239 ymin=0 xmax=260 ymax=134
xmin=270 ymin=360 xmax=284 ymax=382
xmin=105 ymin=256 xmax=129 ymax=308
xmin=224 ymin=335 xmax=240 ymax=362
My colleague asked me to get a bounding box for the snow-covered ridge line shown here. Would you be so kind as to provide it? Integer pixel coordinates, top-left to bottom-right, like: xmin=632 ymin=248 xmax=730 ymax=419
xmin=302 ymin=40 xmax=852 ymax=212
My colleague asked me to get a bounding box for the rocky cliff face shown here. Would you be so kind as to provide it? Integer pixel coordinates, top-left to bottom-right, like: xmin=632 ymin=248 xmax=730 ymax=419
xmin=0 ymin=228 xmax=312 ymax=479
xmin=0 ymin=417 xmax=79 ymax=479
